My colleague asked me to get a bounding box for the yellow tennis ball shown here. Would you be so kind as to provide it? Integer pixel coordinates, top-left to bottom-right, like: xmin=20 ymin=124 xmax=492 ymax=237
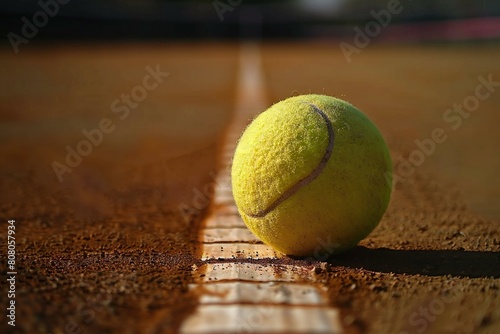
xmin=231 ymin=94 xmax=392 ymax=257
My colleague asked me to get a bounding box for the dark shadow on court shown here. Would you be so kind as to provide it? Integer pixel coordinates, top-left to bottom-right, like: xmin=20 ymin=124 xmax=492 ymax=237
xmin=328 ymin=246 xmax=500 ymax=279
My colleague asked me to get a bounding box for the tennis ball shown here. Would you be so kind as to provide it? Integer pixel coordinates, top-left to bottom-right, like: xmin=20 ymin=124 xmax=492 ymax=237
xmin=231 ymin=94 xmax=392 ymax=257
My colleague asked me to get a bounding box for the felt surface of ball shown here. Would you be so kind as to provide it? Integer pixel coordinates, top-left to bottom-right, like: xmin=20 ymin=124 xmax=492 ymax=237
xmin=231 ymin=94 xmax=392 ymax=257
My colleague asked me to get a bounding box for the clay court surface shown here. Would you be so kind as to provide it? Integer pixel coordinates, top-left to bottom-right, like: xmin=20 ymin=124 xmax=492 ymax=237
xmin=1 ymin=43 xmax=500 ymax=333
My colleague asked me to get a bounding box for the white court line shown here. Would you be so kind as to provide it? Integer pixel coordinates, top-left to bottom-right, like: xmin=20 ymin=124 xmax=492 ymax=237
xmin=235 ymin=43 xmax=268 ymax=116
xmin=180 ymin=43 xmax=344 ymax=334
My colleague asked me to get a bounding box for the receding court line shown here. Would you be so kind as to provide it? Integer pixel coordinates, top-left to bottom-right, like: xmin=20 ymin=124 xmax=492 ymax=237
xmin=180 ymin=42 xmax=344 ymax=334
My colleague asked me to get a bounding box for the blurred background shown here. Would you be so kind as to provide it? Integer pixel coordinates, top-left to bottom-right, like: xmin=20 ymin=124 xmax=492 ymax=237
xmin=2 ymin=0 xmax=500 ymax=40
xmin=1 ymin=2 xmax=500 ymax=333
xmin=0 ymin=0 xmax=500 ymax=42
xmin=1 ymin=0 xmax=500 ymax=219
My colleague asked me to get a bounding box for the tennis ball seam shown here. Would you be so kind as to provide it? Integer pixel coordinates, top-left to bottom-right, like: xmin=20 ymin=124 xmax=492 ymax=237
xmin=245 ymin=102 xmax=335 ymax=218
